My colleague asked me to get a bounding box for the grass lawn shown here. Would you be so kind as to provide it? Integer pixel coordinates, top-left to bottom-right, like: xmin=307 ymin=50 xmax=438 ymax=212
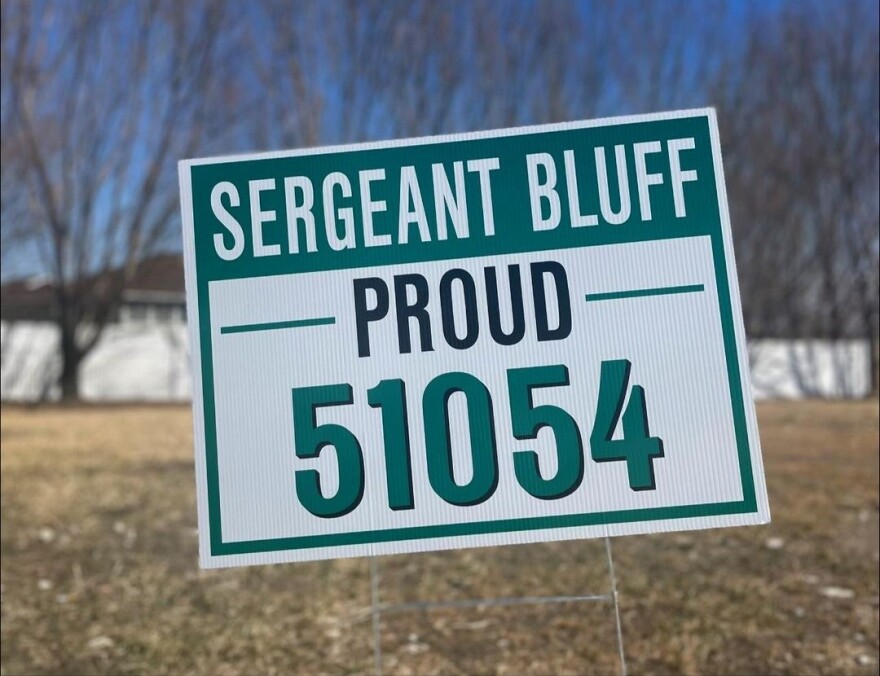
xmin=1 ymin=400 xmax=878 ymax=675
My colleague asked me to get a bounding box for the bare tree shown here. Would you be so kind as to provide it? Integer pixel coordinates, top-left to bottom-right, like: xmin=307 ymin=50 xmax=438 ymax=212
xmin=3 ymin=0 xmax=877 ymax=400
xmin=245 ymin=1 xmax=627 ymax=145
xmin=2 ymin=0 xmax=229 ymax=399
xmin=715 ymin=0 xmax=879 ymax=393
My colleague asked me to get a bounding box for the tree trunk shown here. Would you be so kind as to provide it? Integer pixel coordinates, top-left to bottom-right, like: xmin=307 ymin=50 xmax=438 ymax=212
xmin=871 ymin=338 xmax=879 ymax=397
xmin=59 ymin=325 xmax=81 ymax=402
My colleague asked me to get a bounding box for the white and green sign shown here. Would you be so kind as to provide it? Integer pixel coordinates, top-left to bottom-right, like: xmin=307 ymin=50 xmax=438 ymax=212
xmin=179 ymin=109 xmax=769 ymax=569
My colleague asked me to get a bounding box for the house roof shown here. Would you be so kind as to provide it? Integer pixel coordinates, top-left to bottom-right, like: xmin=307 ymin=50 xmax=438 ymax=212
xmin=0 ymin=253 xmax=185 ymax=321
xmin=120 ymin=253 xmax=186 ymax=294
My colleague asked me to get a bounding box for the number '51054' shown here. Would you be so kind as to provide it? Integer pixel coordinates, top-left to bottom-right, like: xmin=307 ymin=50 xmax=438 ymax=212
xmin=292 ymin=359 xmax=665 ymax=518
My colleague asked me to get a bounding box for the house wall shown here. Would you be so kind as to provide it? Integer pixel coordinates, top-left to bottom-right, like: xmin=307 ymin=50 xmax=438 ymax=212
xmin=0 ymin=320 xmax=873 ymax=402
xmin=747 ymin=340 xmax=873 ymax=399
xmin=1 ymin=320 xmax=191 ymax=402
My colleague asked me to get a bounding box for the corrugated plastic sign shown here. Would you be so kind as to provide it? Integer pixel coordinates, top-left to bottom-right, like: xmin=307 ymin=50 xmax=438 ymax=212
xmin=179 ymin=109 xmax=769 ymax=569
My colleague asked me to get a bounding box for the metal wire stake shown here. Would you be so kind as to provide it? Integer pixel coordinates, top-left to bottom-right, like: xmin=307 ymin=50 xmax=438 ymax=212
xmin=605 ymin=537 xmax=628 ymax=676
xmin=370 ymin=557 xmax=383 ymax=676
xmin=369 ymin=542 xmax=625 ymax=675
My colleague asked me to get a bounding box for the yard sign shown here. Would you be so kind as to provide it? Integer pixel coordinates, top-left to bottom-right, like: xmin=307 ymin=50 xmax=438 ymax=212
xmin=179 ymin=109 xmax=769 ymax=569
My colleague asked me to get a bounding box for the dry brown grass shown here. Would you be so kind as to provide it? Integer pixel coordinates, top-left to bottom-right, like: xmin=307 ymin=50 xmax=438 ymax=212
xmin=1 ymin=400 xmax=877 ymax=675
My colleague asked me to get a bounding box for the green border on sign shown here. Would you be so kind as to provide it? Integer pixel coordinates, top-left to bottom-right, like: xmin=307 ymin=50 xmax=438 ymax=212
xmin=186 ymin=112 xmax=758 ymax=557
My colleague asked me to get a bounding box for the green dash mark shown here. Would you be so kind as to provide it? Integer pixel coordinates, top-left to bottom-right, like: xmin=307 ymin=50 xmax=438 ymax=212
xmin=585 ymin=284 xmax=705 ymax=303
xmin=221 ymin=317 xmax=336 ymax=334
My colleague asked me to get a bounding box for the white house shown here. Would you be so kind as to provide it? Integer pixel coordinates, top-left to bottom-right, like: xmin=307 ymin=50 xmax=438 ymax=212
xmin=1 ymin=255 xmax=190 ymax=401
xmin=0 ymin=255 xmax=874 ymax=402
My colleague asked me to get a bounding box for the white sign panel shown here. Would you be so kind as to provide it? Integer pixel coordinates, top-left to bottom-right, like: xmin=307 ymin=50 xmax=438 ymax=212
xmin=179 ymin=109 xmax=769 ymax=568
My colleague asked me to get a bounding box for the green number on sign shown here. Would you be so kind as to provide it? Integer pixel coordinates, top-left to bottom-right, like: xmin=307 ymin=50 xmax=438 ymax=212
xmin=292 ymin=384 xmax=364 ymax=517
xmin=367 ymin=379 xmax=415 ymax=511
xmin=590 ymin=360 xmax=664 ymax=490
xmin=507 ymin=364 xmax=584 ymax=499
xmin=423 ymin=372 xmax=498 ymax=506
